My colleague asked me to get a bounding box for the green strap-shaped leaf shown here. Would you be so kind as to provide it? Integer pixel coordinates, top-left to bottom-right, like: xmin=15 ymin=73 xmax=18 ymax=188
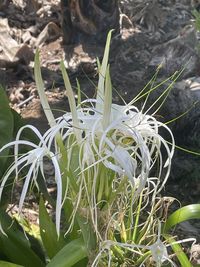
xmin=163 ymin=234 xmax=192 ymax=267
xmin=164 ymin=204 xmax=200 ymax=232
xmin=60 ymin=61 xmax=81 ymax=142
xmin=39 ymin=197 xmax=66 ymax=259
xmin=76 ymin=214 xmax=96 ymax=252
xmin=46 ymin=238 xmax=87 ymax=267
xmin=34 ymin=50 xmax=56 ymax=128
xmin=96 ymin=30 xmax=113 ymax=111
xmin=0 ymin=86 xmax=14 ymax=175
xmin=0 ymin=210 xmax=45 ymax=267
xmin=0 ymin=261 xmax=23 ymax=267
xmin=102 ymin=65 xmax=112 ymax=130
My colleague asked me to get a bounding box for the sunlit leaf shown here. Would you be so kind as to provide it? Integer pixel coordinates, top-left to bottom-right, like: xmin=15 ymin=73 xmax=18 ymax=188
xmin=96 ymin=30 xmax=113 ymax=110
xmin=34 ymin=50 xmax=56 ymax=128
xmin=46 ymin=238 xmax=87 ymax=267
xmin=164 ymin=204 xmax=200 ymax=232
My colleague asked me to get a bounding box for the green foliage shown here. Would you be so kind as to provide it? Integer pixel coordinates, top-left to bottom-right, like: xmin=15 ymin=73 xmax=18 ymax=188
xmin=164 ymin=204 xmax=200 ymax=232
xmin=0 ymin=87 xmax=28 ymax=209
xmin=0 ymin=261 xmax=23 ymax=267
xmin=0 ymin=86 xmax=14 ymax=177
xmin=163 ymin=204 xmax=200 ymax=267
xmin=46 ymin=238 xmax=87 ymax=267
xmin=0 ymin=32 xmax=199 ymax=267
xmin=39 ymin=197 xmax=66 ymax=259
xmin=0 ymin=209 xmax=45 ymax=267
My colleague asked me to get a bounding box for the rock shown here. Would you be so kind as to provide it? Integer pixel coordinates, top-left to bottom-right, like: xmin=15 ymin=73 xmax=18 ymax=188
xmin=147 ymin=25 xmax=200 ymax=79
xmin=34 ymin=22 xmax=62 ymax=47
xmin=190 ymin=244 xmax=200 ymax=265
xmin=0 ymin=0 xmax=9 ymax=11
xmin=0 ymin=18 xmax=34 ymax=67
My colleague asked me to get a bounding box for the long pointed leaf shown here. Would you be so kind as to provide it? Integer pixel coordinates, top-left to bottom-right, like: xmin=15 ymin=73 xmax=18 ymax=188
xmin=0 ymin=86 xmax=13 ymax=175
xmin=60 ymin=61 xmax=81 ymax=142
xmin=163 ymin=234 xmax=193 ymax=267
xmin=46 ymin=238 xmax=87 ymax=267
xmin=34 ymin=50 xmax=56 ymax=127
xmin=102 ymin=65 xmax=112 ymax=129
xmin=164 ymin=204 xmax=200 ymax=232
xmin=76 ymin=214 xmax=96 ymax=252
xmin=96 ymin=30 xmax=113 ymax=111
xmin=0 ymin=210 xmax=45 ymax=267
xmin=39 ymin=197 xmax=66 ymax=259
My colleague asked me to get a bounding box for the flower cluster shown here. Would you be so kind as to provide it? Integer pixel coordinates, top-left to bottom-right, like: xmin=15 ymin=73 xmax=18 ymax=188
xmin=0 ymin=31 xmax=179 ymax=266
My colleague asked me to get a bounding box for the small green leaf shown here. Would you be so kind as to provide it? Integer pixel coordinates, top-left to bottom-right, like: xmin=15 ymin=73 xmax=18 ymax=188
xmin=46 ymin=238 xmax=87 ymax=267
xmin=164 ymin=204 xmax=200 ymax=232
xmin=39 ymin=197 xmax=66 ymax=259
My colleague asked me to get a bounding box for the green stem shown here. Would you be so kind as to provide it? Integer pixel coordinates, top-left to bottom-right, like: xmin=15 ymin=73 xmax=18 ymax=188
xmin=132 ymin=193 xmax=143 ymax=242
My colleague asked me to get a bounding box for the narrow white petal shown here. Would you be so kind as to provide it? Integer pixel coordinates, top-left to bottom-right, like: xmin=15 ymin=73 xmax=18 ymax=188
xmin=19 ymin=162 xmax=36 ymax=213
xmin=0 ymin=140 xmax=38 ymax=154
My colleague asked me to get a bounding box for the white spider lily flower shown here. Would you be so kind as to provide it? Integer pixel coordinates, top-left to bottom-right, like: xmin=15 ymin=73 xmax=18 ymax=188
xmin=149 ymin=238 xmax=169 ymax=266
xmin=40 ymin=96 xmax=174 ymax=196
xmin=0 ymin=126 xmax=62 ymax=237
xmin=103 ymin=140 xmax=138 ymax=184
xmin=147 ymin=222 xmax=173 ymax=267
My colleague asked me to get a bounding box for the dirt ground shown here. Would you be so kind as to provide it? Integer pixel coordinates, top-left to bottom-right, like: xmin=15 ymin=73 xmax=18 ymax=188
xmin=1 ymin=0 xmax=200 ymax=262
